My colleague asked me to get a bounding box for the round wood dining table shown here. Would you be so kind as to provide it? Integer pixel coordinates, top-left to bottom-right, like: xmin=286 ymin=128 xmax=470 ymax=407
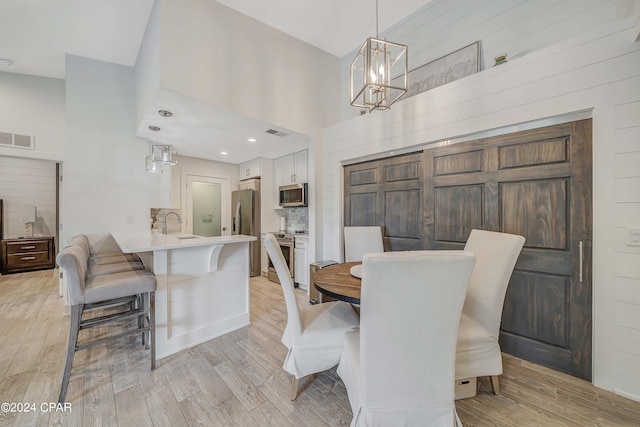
xmin=313 ymin=262 xmax=362 ymax=304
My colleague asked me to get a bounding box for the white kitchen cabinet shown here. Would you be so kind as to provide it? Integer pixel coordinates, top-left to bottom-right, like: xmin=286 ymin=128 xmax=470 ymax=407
xmin=239 ymin=158 xmax=261 ymax=180
xmin=273 ymin=150 xmax=307 ymax=208
xmin=273 ymin=157 xmax=284 ymax=208
xmin=281 ymin=150 xmax=307 ymax=185
xmin=239 ymin=178 xmax=260 ymax=190
xmin=294 ymin=236 xmax=309 ymax=288
xmin=261 ymin=234 xmax=268 ymax=276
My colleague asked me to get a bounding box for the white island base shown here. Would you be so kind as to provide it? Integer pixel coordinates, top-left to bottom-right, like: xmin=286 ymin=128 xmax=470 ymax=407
xmin=111 ymin=231 xmax=257 ymax=359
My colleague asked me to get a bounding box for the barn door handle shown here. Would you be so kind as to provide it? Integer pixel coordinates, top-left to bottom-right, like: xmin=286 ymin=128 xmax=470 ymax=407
xmin=578 ymin=241 xmax=583 ymax=283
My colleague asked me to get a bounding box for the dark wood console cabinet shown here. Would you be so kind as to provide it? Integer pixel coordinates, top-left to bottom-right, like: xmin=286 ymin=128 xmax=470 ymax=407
xmin=1 ymin=237 xmax=55 ymax=274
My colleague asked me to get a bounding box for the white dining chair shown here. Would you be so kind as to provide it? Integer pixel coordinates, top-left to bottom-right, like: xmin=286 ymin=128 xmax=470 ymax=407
xmin=338 ymin=250 xmax=476 ymax=426
xmin=455 ymin=229 xmax=526 ymax=395
xmin=343 ymin=226 xmax=384 ymax=262
xmin=264 ymin=233 xmax=360 ymax=400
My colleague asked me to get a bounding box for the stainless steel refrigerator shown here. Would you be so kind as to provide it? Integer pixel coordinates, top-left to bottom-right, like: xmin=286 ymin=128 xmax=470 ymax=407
xmin=231 ymin=189 xmax=261 ymax=277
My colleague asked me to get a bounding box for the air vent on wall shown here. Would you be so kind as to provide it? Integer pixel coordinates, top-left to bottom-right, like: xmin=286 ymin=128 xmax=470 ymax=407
xmin=265 ymin=129 xmax=289 ymax=137
xmin=0 ymin=131 xmax=34 ymax=150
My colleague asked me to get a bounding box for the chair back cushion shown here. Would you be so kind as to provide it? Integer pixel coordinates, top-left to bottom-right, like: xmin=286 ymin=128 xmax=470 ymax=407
xmin=463 ymin=229 xmax=525 ymax=334
xmin=264 ymin=233 xmax=302 ymax=345
xmin=71 ymin=234 xmax=91 ymax=257
xmin=344 ymin=226 xmax=384 ymax=262
xmin=57 ymin=245 xmax=88 ymax=306
xmin=358 ymin=250 xmax=475 ymax=424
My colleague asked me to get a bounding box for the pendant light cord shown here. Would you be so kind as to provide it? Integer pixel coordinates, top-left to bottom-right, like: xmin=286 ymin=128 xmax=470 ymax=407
xmin=376 ymin=0 xmax=379 ymax=38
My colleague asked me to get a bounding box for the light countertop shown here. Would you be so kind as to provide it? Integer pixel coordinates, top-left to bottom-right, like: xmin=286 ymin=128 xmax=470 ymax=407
xmin=111 ymin=230 xmax=256 ymax=253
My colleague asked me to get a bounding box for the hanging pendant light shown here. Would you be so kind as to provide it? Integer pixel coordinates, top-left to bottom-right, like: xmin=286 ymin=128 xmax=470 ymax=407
xmin=145 ymin=154 xmax=163 ymax=173
xmin=145 ymin=109 xmax=178 ymax=172
xmin=145 ymin=126 xmax=163 ymax=173
xmin=152 ymin=144 xmax=178 ymax=166
xmin=152 ymin=109 xmax=178 ymax=166
xmin=350 ymin=0 xmax=408 ymax=112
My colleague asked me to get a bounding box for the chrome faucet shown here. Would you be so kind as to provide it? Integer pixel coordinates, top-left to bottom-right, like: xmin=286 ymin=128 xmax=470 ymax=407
xmin=163 ymin=211 xmax=182 ymax=235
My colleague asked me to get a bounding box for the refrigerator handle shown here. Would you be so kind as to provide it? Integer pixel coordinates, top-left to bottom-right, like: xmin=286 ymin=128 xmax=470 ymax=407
xmin=234 ymin=202 xmax=241 ymax=234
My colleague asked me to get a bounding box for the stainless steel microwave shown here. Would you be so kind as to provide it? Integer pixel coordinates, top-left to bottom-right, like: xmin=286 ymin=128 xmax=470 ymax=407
xmin=279 ymin=183 xmax=307 ymax=207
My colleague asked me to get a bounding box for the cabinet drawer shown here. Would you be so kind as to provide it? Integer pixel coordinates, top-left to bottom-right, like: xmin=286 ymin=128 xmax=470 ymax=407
xmin=5 ymin=240 xmax=50 ymax=254
xmin=295 ymin=238 xmax=308 ymax=249
xmin=6 ymin=251 xmax=51 ymax=267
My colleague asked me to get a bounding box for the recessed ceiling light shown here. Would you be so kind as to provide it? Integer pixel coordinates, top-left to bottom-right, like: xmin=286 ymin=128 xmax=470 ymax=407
xmin=247 ymin=138 xmax=256 ymax=142
xmin=220 ymin=151 xmax=228 ymax=155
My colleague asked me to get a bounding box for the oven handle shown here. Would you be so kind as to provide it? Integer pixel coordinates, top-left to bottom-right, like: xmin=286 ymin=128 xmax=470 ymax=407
xmin=274 ymin=240 xmax=295 ymax=279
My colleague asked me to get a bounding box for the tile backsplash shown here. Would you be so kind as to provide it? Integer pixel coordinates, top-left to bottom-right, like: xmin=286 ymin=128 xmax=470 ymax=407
xmin=151 ymin=208 xmax=182 ymax=234
xmin=282 ymin=207 xmax=308 ymax=232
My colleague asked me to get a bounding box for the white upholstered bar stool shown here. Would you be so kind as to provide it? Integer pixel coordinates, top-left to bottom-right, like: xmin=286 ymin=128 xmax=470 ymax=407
xmin=338 ymin=250 xmax=476 ymax=426
xmin=71 ymin=234 xmax=141 ymax=265
xmin=343 ymin=226 xmax=384 ymax=262
xmin=56 ymin=245 xmax=156 ymax=403
xmin=264 ymin=233 xmax=359 ymax=400
xmin=455 ymin=229 xmax=525 ymax=395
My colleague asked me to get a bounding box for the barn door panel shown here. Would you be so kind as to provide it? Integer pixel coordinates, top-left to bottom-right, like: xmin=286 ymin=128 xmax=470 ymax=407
xmin=423 ymin=120 xmax=592 ymax=380
xmin=344 ymin=153 xmax=424 ymax=252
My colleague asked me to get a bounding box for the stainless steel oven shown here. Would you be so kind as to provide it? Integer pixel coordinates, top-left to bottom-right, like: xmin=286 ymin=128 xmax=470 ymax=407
xmin=267 ymin=232 xmax=294 ymax=284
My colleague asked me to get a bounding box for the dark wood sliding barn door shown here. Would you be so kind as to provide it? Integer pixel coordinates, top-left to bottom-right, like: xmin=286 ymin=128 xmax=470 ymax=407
xmin=423 ymin=120 xmax=592 ymax=380
xmin=344 ymin=152 xmax=424 ymax=252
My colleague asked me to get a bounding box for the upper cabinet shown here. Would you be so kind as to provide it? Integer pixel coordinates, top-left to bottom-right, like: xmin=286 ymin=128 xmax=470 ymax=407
xmin=280 ymin=150 xmax=308 ymax=185
xmin=273 ymin=150 xmax=308 ymax=209
xmin=239 ymin=158 xmax=261 ymax=180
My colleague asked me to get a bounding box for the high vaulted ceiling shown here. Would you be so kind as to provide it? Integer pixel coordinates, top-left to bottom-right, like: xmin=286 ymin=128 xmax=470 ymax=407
xmin=0 ymin=0 xmax=432 ymax=164
xmin=218 ymin=0 xmax=432 ymax=58
xmin=0 ymin=0 xmax=155 ymax=79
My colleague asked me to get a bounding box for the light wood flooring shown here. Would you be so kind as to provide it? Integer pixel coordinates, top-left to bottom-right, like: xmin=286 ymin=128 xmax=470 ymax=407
xmin=1 ymin=270 xmax=640 ymax=426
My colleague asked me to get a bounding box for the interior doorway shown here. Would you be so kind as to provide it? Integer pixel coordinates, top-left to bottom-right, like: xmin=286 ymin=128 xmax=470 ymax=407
xmin=185 ymin=175 xmax=230 ymax=237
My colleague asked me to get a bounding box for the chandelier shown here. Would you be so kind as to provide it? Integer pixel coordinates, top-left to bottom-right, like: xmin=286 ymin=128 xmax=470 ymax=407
xmin=350 ymin=0 xmax=408 ymax=112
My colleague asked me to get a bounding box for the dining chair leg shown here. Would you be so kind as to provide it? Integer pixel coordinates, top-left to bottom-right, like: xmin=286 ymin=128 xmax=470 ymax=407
xmin=58 ymin=304 xmax=83 ymax=404
xmin=490 ymin=375 xmax=500 ymax=395
xmin=150 ymin=291 xmax=156 ymax=370
xmin=290 ymin=376 xmax=299 ymax=401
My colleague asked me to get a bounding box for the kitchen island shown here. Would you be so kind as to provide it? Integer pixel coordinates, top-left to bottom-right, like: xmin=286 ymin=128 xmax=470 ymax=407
xmin=111 ymin=231 xmax=257 ymax=359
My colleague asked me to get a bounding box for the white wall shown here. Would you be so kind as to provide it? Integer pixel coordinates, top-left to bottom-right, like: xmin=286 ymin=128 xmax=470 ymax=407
xmin=0 ymin=71 xmax=65 ymax=251
xmin=158 ymin=0 xmax=340 ymax=139
xmin=134 ymin=0 xmax=334 ymax=265
xmin=64 ymin=55 xmax=153 ymax=251
xmin=135 ymin=0 xmax=161 ymax=130
xmin=323 ymin=0 xmax=640 ymax=400
xmin=0 ymin=72 xmax=66 ymax=160
xmin=0 ymin=156 xmax=57 ymax=239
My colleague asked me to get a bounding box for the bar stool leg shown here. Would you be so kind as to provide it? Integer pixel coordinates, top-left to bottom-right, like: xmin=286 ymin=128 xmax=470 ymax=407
xmin=59 ymin=304 xmax=83 ymax=404
xmin=150 ymin=291 xmax=156 ymax=370
xmin=140 ymin=293 xmax=147 ymax=348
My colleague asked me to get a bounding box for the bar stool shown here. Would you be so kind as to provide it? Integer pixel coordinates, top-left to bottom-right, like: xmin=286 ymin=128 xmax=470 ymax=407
xmin=56 ymin=245 xmax=157 ymax=403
